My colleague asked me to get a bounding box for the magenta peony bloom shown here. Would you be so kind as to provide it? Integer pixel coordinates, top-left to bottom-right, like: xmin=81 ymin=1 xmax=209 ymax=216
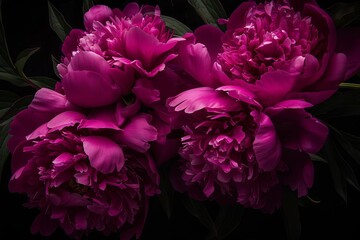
xmin=178 ymin=0 xmax=360 ymax=106
xmin=8 ymin=88 xmax=160 ymax=239
xmin=58 ymin=2 xmax=183 ymax=80
xmin=168 ymin=86 xmax=328 ymax=213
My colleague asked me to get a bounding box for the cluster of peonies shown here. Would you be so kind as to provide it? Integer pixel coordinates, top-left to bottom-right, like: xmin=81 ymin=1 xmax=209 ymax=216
xmin=7 ymin=0 xmax=360 ymax=239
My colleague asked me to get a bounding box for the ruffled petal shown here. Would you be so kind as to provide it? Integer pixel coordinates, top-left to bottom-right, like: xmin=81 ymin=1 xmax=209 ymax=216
xmin=168 ymin=87 xmax=241 ymax=113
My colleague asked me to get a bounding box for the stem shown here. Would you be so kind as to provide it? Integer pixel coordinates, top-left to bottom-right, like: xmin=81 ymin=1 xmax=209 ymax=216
xmin=339 ymin=83 xmax=360 ymax=89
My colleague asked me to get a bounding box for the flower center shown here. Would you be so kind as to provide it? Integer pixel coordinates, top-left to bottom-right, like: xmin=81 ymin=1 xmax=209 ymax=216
xmin=181 ymin=106 xmax=258 ymax=189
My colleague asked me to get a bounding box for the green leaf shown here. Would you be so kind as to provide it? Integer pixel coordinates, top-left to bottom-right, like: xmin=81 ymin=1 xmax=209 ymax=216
xmin=0 ymin=122 xmax=10 ymax=179
xmin=326 ymin=2 xmax=360 ymax=27
xmin=0 ymin=71 xmax=28 ymax=87
xmin=282 ymin=190 xmax=301 ymax=240
xmin=51 ymin=55 xmax=61 ymax=79
xmin=0 ymin=107 xmax=9 ymax=118
xmin=187 ymin=0 xmax=227 ymax=28
xmin=298 ymin=195 xmax=321 ymax=208
xmin=0 ymin=95 xmax=33 ymax=123
xmin=14 ymin=47 xmax=40 ymax=74
xmin=0 ymin=123 xmax=10 ymax=179
xmin=162 ymin=15 xmax=192 ymax=36
xmin=83 ymin=0 xmax=95 ymax=14
xmin=48 ymin=1 xmax=72 ymax=41
xmin=0 ymin=0 xmax=16 ymax=70
xmin=30 ymin=76 xmax=58 ymax=89
xmin=182 ymin=197 xmax=217 ymax=236
xmin=215 ymin=205 xmax=243 ymax=240
xmin=309 ymin=153 xmax=327 ymax=163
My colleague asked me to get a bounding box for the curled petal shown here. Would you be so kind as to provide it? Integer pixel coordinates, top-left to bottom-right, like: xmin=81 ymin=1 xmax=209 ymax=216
xmin=115 ymin=114 xmax=157 ymax=152
xmin=30 ymin=88 xmax=76 ymax=112
xmin=253 ymin=113 xmax=281 ymax=171
xmin=82 ymin=136 xmax=124 ymax=174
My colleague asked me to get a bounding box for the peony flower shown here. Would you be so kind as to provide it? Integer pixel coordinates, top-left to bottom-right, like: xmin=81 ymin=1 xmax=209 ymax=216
xmin=8 ymin=88 xmax=160 ymax=239
xmin=178 ymin=0 xmax=360 ymax=106
xmin=58 ymin=2 xmax=183 ymax=79
xmin=54 ymin=2 xmax=189 ymax=160
xmin=168 ymin=86 xmax=328 ymax=213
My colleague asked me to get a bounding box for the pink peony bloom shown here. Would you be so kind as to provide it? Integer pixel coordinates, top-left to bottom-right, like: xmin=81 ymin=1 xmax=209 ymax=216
xmin=168 ymin=86 xmax=327 ymax=213
xmin=178 ymin=0 xmax=360 ymax=106
xmin=58 ymin=2 xmax=183 ymax=79
xmin=55 ymin=2 xmax=189 ymax=160
xmin=8 ymin=88 xmax=159 ymax=239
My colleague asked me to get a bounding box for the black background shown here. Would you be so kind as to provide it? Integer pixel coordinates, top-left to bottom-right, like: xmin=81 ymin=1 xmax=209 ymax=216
xmin=1 ymin=0 xmax=360 ymax=239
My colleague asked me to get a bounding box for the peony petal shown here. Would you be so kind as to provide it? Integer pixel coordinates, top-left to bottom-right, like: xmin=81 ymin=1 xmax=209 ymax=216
xmin=253 ymin=113 xmax=281 ymax=171
xmin=267 ymin=99 xmax=313 ymax=110
xmin=226 ymin=1 xmax=256 ymax=31
xmin=78 ymin=119 xmax=121 ymax=131
xmin=311 ymin=53 xmax=347 ymax=91
xmin=115 ymin=99 xmax=141 ymax=126
xmin=115 ymin=114 xmax=157 ymax=152
xmin=26 ymin=123 xmax=49 ymax=140
xmin=132 ymin=78 xmax=160 ymax=105
xmin=123 ymin=27 xmax=160 ymax=70
xmin=7 ymin=109 xmax=54 ymax=152
xmin=63 ymin=52 xmax=122 ymax=108
xmin=30 ymin=88 xmax=76 ymax=112
xmin=168 ymin=87 xmax=241 ymax=114
xmin=178 ymin=42 xmax=215 ymax=87
xmin=123 ymin=2 xmax=140 ymax=17
xmin=61 ymin=29 xmax=85 ymax=59
xmin=47 ymin=111 xmax=86 ymax=129
xmin=194 ymin=24 xmax=223 ymax=61
xmin=82 ymin=136 xmax=124 ymax=174
xmin=237 ymin=70 xmax=300 ymax=106
xmin=303 ymin=3 xmax=337 ymax=54
xmin=84 ymin=5 xmax=113 ymax=31
xmin=267 ymin=108 xmax=328 ymax=153
xmin=217 ymin=85 xmax=260 ymax=106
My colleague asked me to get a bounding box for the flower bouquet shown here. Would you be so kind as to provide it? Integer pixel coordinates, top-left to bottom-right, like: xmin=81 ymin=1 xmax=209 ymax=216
xmin=1 ymin=0 xmax=360 ymax=239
